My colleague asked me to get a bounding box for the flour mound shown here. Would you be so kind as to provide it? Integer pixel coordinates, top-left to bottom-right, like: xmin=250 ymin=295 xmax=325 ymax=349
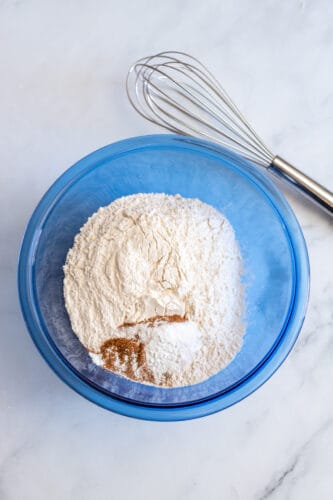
xmin=63 ymin=193 xmax=244 ymax=387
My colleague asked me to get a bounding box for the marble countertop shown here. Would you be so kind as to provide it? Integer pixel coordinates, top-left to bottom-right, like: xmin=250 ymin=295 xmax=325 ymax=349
xmin=1 ymin=1 xmax=332 ymax=499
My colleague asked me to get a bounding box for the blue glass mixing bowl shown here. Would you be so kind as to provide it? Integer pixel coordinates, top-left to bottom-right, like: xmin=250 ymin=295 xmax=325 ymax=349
xmin=18 ymin=135 xmax=309 ymax=421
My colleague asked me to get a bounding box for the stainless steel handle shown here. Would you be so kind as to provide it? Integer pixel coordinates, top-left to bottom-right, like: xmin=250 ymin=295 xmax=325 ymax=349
xmin=268 ymin=156 xmax=333 ymax=215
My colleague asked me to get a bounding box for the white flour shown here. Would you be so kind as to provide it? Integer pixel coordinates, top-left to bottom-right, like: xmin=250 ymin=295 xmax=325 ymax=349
xmin=64 ymin=193 xmax=244 ymax=387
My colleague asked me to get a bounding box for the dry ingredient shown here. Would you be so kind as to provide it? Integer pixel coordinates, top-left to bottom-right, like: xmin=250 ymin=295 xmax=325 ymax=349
xmin=63 ymin=193 xmax=244 ymax=387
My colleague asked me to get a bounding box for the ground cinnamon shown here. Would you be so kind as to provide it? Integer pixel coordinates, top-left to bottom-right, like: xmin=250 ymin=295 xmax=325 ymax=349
xmin=100 ymin=336 xmax=155 ymax=384
xmin=120 ymin=314 xmax=186 ymax=328
xmin=100 ymin=315 xmax=186 ymax=386
xmin=101 ymin=315 xmax=186 ymax=385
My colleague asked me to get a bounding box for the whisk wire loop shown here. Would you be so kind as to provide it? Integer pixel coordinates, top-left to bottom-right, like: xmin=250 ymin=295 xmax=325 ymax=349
xmin=127 ymin=51 xmax=274 ymax=166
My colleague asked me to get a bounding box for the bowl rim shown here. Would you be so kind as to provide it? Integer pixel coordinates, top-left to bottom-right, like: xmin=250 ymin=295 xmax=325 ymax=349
xmin=17 ymin=134 xmax=310 ymax=421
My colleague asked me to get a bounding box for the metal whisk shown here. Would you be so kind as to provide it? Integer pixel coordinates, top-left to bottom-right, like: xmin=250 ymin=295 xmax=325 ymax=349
xmin=126 ymin=51 xmax=333 ymax=215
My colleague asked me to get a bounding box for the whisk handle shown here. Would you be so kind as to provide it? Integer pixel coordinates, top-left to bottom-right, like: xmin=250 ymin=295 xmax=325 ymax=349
xmin=269 ymin=156 xmax=333 ymax=215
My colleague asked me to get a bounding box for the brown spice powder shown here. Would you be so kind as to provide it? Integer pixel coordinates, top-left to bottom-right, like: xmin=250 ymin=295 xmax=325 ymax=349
xmin=99 ymin=315 xmax=185 ymax=386
xmin=120 ymin=314 xmax=186 ymax=328
xmin=100 ymin=336 xmax=155 ymax=384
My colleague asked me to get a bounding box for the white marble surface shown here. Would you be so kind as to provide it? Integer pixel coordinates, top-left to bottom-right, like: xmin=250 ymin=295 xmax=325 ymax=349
xmin=1 ymin=1 xmax=332 ymax=499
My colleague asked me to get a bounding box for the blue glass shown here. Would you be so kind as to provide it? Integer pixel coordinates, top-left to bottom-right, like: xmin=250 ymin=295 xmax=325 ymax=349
xmin=18 ymin=135 xmax=309 ymax=421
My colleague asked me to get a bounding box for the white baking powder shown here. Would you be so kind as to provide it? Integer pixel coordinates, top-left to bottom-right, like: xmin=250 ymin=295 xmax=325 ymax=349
xmin=63 ymin=193 xmax=244 ymax=387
